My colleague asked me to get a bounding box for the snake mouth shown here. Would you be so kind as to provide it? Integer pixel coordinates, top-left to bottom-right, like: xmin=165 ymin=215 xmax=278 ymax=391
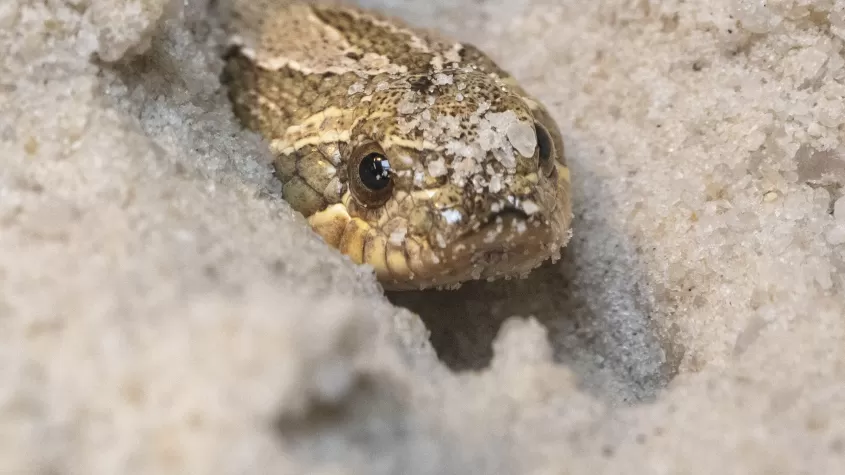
xmin=459 ymin=210 xmax=551 ymax=273
xmin=381 ymin=207 xmax=556 ymax=291
xmin=482 ymin=206 xmax=531 ymax=226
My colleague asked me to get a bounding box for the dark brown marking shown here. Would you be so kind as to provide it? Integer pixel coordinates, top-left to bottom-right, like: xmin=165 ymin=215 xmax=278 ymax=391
xmin=409 ymin=75 xmax=433 ymax=93
xmin=310 ymin=5 xmax=435 ymax=73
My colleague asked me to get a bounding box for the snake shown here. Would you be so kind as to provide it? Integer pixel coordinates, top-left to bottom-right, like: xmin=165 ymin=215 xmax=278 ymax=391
xmin=220 ymin=0 xmax=573 ymax=291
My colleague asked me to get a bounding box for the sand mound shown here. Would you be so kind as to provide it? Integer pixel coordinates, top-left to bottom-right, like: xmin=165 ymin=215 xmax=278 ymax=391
xmin=1 ymin=0 xmax=843 ymax=473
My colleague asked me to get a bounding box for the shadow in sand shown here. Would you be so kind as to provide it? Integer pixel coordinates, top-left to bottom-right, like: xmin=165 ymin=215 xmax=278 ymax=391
xmin=387 ymin=193 xmax=673 ymax=404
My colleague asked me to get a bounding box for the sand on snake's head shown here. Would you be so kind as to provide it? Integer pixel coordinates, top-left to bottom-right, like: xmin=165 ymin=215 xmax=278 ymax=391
xmin=222 ymin=0 xmax=573 ymax=290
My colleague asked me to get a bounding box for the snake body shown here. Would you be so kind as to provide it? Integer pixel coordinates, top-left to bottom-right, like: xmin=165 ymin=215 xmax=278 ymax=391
xmin=222 ymin=0 xmax=573 ymax=291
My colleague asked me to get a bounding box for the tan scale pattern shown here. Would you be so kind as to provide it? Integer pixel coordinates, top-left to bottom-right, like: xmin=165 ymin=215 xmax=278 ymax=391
xmin=222 ymin=0 xmax=573 ymax=290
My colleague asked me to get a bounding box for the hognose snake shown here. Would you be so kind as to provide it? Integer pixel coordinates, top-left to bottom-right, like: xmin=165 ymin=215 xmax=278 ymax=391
xmin=222 ymin=0 xmax=573 ymax=290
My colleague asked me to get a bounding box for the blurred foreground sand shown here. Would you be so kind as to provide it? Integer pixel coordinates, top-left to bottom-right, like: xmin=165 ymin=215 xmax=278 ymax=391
xmin=1 ymin=0 xmax=844 ymax=473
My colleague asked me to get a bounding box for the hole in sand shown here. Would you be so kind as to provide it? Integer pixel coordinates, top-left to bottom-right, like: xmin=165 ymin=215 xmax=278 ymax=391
xmin=387 ymin=208 xmax=675 ymax=405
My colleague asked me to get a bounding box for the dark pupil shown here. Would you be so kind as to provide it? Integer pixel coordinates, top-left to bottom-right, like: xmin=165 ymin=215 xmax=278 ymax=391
xmin=359 ymin=153 xmax=392 ymax=190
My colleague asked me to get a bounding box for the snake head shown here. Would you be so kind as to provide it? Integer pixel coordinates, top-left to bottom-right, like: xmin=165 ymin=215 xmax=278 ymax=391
xmin=220 ymin=1 xmax=573 ymax=290
xmin=303 ymin=68 xmax=573 ymax=290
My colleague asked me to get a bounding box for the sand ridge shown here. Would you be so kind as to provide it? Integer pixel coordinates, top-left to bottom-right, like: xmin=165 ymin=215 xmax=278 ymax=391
xmin=1 ymin=0 xmax=844 ymax=473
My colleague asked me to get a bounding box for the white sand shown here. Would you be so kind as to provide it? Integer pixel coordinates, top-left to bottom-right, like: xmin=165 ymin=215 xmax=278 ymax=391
xmin=2 ymin=0 xmax=844 ymax=473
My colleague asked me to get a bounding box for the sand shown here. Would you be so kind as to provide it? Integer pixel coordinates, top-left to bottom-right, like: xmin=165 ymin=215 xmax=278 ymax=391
xmin=1 ymin=0 xmax=844 ymax=473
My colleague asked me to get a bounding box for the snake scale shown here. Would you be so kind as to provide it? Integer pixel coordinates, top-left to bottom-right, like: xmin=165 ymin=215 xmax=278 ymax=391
xmin=221 ymin=0 xmax=573 ymax=291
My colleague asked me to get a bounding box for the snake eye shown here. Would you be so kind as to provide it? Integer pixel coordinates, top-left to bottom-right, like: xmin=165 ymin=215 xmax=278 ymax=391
xmin=349 ymin=142 xmax=394 ymax=208
xmin=535 ymin=121 xmax=556 ymax=177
